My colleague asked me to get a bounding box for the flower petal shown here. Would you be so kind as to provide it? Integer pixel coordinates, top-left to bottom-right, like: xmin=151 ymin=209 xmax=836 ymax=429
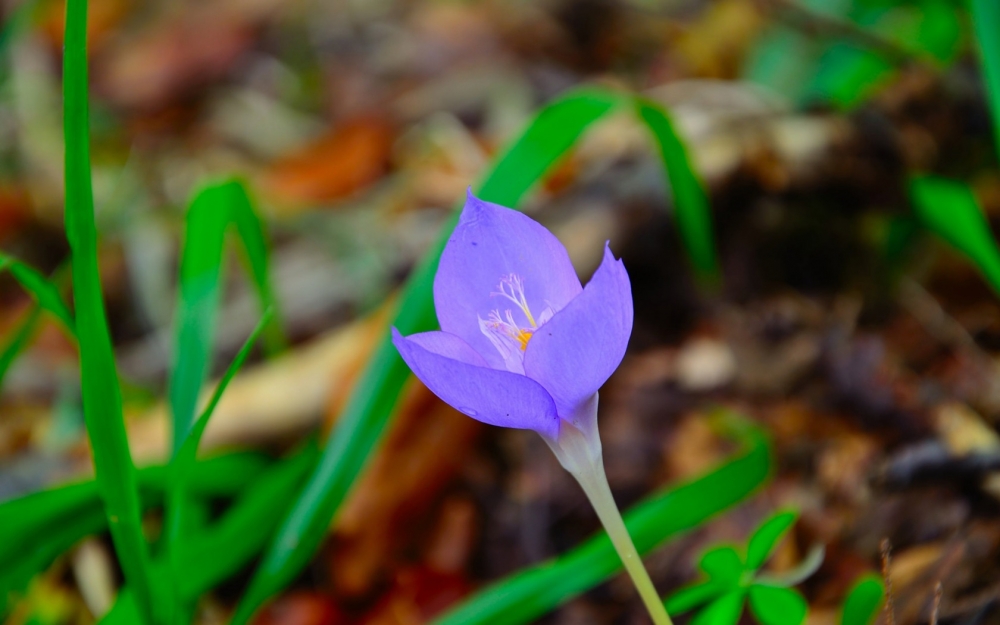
xmin=403 ymin=330 xmax=490 ymax=367
xmin=523 ymin=243 xmax=633 ymax=418
xmin=434 ymin=191 xmax=582 ymax=370
xmin=392 ymin=328 xmax=561 ymax=438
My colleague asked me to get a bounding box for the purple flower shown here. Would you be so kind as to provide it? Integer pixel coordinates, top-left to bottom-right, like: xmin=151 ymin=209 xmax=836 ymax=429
xmin=392 ymin=191 xmax=633 ymax=442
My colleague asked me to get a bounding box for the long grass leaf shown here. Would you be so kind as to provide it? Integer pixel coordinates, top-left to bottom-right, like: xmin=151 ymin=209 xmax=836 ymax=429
xmin=63 ymin=1 xmax=160 ymax=622
xmin=0 ymin=305 xmax=42 ymax=390
xmin=165 ymin=308 xmax=275 ymax=603
xmin=99 ymin=446 xmax=319 ymax=624
xmin=0 ymin=453 xmax=271 ymax=621
xmin=635 ymin=98 xmax=718 ymax=279
xmin=169 ymin=179 xmax=283 ymax=455
xmin=172 ymin=308 xmax=275 ymax=488
xmin=0 ymin=252 xmax=75 ymax=332
xmin=432 ymin=423 xmax=771 ymax=625
xmin=972 ymin=0 xmax=1000 ymax=159
xmin=909 ymin=176 xmax=1000 ymax=295
xmin=0 ymin=453 xmax=269 ymax=569
xmin=0 ymin=256 xmax=72 ymax=392
xmin=230 ymin=87 xmax=623 ymax=624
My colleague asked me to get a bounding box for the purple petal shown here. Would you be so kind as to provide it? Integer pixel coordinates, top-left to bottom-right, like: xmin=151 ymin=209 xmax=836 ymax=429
xmin=404 ymin=330 xmax=490 ymax=367
xmin=392 ymin=328 xmax=561 ymax=438
xmin=523 ymin=243 xmax=633 ymax=418
xmin=434 ymin=191 xmax=582 ymax=370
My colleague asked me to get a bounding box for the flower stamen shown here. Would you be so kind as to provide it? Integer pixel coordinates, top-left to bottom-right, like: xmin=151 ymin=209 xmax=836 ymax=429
xmin=492 ymin=274 xmax=537 ymax=328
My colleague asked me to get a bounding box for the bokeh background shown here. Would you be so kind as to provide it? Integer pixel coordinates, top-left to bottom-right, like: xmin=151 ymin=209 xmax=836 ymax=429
xmin=3 ymin=0 xmax=1000 ymax=623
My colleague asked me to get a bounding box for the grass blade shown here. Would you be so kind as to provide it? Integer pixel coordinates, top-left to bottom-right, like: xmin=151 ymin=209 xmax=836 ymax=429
xmin=0 ymin=452 xmax=271 ymax=619
xmin=0 ymin=453 xmax=269 ymax=568
xmin=972 ymin=0 xmax=1000 ymax=159
xmin=0 ymin=305 xmax=42 ymax=390
xmin=173 ymin=307 xmax=275 ymax=488
xmin=63 ymin=0 xmax=160 ymax=622
xmin=432 ymin=422 xmax=771 ymax=625
xmin=169 ymin=179 xmax=283 ymax=455
xmin=230 ymin=87 xmax=622 ymax=624
xmin=0 ymin=256 xmax=74 ymax=391
xmin=635 ymin=98 xmax=718 ymax=279
xmin=99 ymin=446 xmax=319 ymax=624
xmin=909 ymin=175 xmax=1000 ymax=295
xmin=165 ymin=308 xmax=275 ymax=604
xmin=0 ymin=252 xmax=75 ymax=332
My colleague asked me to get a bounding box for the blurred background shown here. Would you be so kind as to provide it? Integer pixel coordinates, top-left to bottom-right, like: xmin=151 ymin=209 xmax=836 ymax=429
xmin=3 ymin=0 xmax=1000 ymax=623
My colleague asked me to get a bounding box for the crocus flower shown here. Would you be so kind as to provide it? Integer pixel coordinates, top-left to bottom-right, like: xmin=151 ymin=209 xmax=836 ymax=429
xmin=393 ymin=191 xmax=673 ymax=625
xmin=391 ymin=190 xmax=632 ymax=452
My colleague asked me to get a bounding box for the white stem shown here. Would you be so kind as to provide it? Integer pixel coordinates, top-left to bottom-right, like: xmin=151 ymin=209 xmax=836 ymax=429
xmin=545 ymin=423 xmax=673 ymax=625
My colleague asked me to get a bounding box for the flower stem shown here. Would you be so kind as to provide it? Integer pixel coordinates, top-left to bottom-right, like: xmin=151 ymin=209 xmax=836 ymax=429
xmin=546 ymin=423 xmax=673 ymax=625
xmin=573 ymin=459 xmax=673 ymax=625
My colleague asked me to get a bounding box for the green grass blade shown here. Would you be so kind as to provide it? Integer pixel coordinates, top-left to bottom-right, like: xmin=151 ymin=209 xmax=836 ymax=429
xmin=229 ymin=183 xmax=285 ymax=354
xmin=0 ymin=507 xmax=108 ymax=608
xmin=0 ymin=256 xmax=73 ymax=392
xmin=432 ymin=424 xmax=771 ymax=625
xmin=0 ymin=305 xmax=42 ymax=390
xmin=972 ymin=0 xmax=1000 ymax=159
xmin=635 ymin=98 xmax=718 ymax=279
xmin=803 ymin=3 xmax=960 ymax=110
xmin=230 ymin=87 xmax=622 ymax=624
xmin=62 ymin=1 xmax=160 ymax=622
xmin=99 ymin=446 xmax=319 ymax=624
xmin=0 ymin=453 xmax=270 ymax=567
xmin=169 ymin=179 xmax=283 ymax=455
xmin=0 ymin=453 xmax=271 ymax=619
xmin=0 ymin=252 xmax=75 ymax=332
xmin=172 ymin=307 xmax=275 ymax=487
xmin=165 ymin=308 xmax=275 ymax=601
xmin=174 ymin=445 xmax=319 ymax=599
xmin=909 ymin=175 xmax=1000 ymax=295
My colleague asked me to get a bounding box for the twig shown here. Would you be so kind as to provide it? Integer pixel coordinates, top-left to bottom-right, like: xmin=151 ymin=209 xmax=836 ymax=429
xmin=881 ymin=538 xmax=896 ymax=625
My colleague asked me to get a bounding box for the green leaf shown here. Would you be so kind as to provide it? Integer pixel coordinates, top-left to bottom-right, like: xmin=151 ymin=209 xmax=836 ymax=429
xmin=172 ymin=308 xmax=274 ymax=486
xmin=746 ymin=1 xmax=960 ymax=110
xmin=746 ymin=511 xmax=798 ymax=571
xmin=909 ymin=176 xmax=1000 ymax=296
xmin=664 ymin=580 xmax=730 ymax=616
xmin=0 ymin=257 xmax=73 ymax=393
xmin=973 ymin=0 xmax=1000 ymax=160
xmin=169 ymin=179 xmax=283 ymax=455
xmin=635 ymin=98 xmax=718 ymax=279
xmin=229 ymin=87 xmax=623 ymax=625
xmin=165 ymin=308 xmax=274 ymax=598
xmin=804 ymin=2 xmax=961 ymax=110
xmin=0 ymin=253 xmax=74 ymax=333
xmin=741 ymin=0 xmax=853 ymax=102
xmin=430 ymin=422 xmax=771 ymax=625
xmin=691 ymin=590 xmax=747 ymax=625
xmin=99 ymin=445 xmax=320 ymax=623
xmin=0 ymin=453 xmax=269 ymax=610
xmin=840 ymin=574 xmax=884 ymax=625
xmin=699 ymin=546 xmax=744 ymax=585
xmin=62 ymin=0 xmax=160 ymax=622
xmin=748 ymin=584 xmax=808 ymax=625
xmin=0 ymin=305 xmax=42 ymax=391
